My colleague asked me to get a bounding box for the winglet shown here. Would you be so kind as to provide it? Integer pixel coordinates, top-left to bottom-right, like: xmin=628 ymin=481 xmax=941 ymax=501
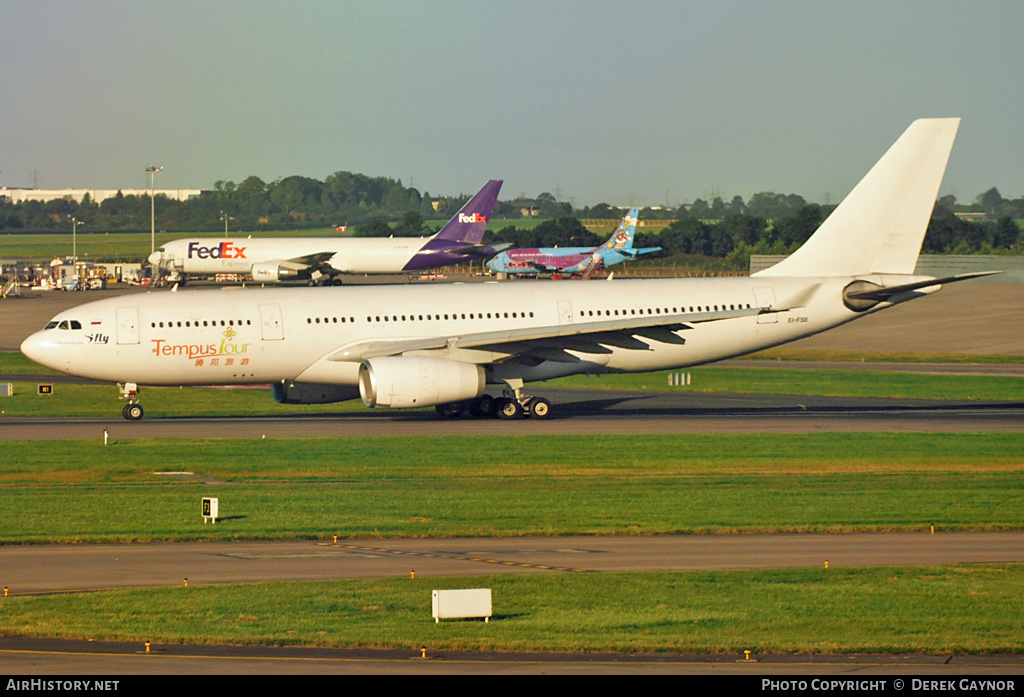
xmin=432 ymin=180 xmax=503 ymax=244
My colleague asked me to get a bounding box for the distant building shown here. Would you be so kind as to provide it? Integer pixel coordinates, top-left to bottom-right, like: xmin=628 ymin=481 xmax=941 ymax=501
xmin=0 ymin=187 xmax=204 ymax=205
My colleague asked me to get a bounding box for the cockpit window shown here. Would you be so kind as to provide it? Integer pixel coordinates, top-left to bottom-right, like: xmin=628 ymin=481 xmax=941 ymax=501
xmin=44 ymin=321 xmax=58 ymax=329
xmin=52 ymin=320 xmax=82 ymax=330
xmin=58 ymin=321 xmax=70 ymax=330
xmin=70 ymin=320 xmax=82 ymax=330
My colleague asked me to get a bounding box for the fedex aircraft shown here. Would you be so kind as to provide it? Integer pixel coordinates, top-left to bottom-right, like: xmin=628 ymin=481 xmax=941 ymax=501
xmin=23 ymin=119 xmax=992 ymax=422
xmin=147 ymin=180 xmax=506 ymax=284
xmin=486 ymin=208 xmax=661 ymax=277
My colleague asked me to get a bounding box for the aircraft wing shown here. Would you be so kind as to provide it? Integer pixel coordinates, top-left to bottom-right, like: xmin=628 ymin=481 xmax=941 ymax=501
xmin=327 ymin=303 xmax=781 ymax=364
xmin=524 ymin=260 xmax=568 ymax=273
xmin=280 ymin=251 xmax=339 ymax=269
xmin=326 ymin=281 xmax=823 ymax=364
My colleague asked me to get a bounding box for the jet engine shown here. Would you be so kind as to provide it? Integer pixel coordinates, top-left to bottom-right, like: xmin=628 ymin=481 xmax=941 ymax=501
xmin=271 ymin=381 xmax=360 ymax=404
xmin=251 ymin=263 xmax=304 ymax=283
xmin=358 ymin=356 xmax=485 ymax=409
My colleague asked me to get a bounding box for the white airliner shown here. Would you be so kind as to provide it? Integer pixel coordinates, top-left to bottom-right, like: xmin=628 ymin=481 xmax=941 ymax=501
xmin=147 ymin=180 xmax=505 ymax=284
xmin=23 ymin=119 xmax=993 ymax=421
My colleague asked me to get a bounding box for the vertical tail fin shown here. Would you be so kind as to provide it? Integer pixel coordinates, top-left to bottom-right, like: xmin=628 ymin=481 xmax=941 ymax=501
xmin=433 ymin=180 xmax=503 ymax=244
xmin=755 ymin=118 xmax=960 ymax=278
xmin=603 ymin=208 xmax=640 ymax=250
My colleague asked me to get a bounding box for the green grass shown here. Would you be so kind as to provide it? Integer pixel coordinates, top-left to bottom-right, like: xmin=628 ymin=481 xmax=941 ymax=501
xmin=550 ymin=367 xmax=1024 ymax=401
xmin=0 ymin=433 xmax=1020 ymax=543
xmin=2 ymin=565 xmax=1021 ymax=653
xmin=748 ymin=348 xmax=1024 ymax=364
xmin=0 ymin=351 xmax=61 ymax=374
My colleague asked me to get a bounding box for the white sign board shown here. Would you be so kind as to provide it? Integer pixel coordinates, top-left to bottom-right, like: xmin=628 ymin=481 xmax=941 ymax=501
xmin=432 ymin=588 xmax=492 ymax=623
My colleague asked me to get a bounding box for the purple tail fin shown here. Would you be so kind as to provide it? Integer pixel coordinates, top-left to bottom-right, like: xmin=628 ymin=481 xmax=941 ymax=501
xmin=433 ymin=180 xmax=503 ymax=243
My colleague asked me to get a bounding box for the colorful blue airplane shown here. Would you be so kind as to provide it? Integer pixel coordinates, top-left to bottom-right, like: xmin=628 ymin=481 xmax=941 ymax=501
xmin=486 ymin=208 xmax=661 ymax=277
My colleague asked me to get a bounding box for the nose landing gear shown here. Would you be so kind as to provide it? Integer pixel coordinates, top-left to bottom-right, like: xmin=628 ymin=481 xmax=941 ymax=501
xmin=118 ymin=382 xmax=144 ymax=421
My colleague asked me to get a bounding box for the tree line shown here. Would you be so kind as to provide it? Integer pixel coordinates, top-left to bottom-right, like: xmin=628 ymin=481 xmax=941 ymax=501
xmin=1 ymin=170 xmax=1020 ymax=262
xmin=473 ymin=208 xmax=1020 ymax=272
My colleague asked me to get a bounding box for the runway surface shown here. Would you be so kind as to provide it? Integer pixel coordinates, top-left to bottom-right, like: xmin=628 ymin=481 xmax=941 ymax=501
xmin=3 ymin=388 xmax=1022 ymax=440
xmin=5 ymin=532 xmax=1024 ymax=594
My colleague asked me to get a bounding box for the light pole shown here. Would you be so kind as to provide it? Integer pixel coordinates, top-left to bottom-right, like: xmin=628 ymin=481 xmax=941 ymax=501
xmin=71 ymin=216 xmax=83 ymax=287
xmin=220 ymin=210 xmax=234 ymax=238
xmin=146 ymin=166 xmax=163 ymax=259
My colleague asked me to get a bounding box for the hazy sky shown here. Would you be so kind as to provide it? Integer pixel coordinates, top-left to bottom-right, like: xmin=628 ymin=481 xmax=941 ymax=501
xmin=3 ymin=0 xmax=1022 ymax=207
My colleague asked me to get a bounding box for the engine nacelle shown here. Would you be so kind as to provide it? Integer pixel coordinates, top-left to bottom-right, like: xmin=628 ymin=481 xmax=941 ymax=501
xmin=359 ymin=356 xmax=485 ymax=409
xmin=271 ymin=381 xmax=360 ymax=404
xmin=251 ymin=262 xmax=304 ymax=283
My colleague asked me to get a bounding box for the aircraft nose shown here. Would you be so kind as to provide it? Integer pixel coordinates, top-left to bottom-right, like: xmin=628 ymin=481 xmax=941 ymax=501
xmin=20 ymin=331 xmax=49 ymax=368
xmin=147 ymin=250 xmax=161 ymax=266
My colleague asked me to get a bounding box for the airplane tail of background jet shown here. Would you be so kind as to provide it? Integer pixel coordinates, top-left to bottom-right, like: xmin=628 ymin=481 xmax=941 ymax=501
xmin=602 ymin=208 xmax=639 ymax=250
xmin=755 ymin=118 xmax=960 ymax=278
xmin=603 ymin=207 xmax=660 ymax=259
xmin=431 ymin=179 xmax=503 ymax=244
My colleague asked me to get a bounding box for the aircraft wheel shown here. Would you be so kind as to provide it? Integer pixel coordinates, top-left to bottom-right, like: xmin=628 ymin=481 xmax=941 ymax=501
xmin=496 ymin=398 xmax=524 ymax=420
xmin=527 ymin=397 xmax=552 ymax=419
xmin=122 ymin=403 xmax=144 ymax=421
xmin=470 ymin=394 xmax=496 ymax=418
xmin=435 ymin=401 xmax=465 ymax=419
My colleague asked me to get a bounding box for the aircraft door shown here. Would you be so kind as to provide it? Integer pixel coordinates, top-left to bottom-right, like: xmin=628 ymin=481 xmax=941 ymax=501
xmin=116 ymin=307 xmax=140 ymax=344
xmin=557 ymin=300 xmax=573 ymax=326
xmin=258 ymin=303 xmax=284 ymax=340
xmin=754 ymin=288 xmax=777 ymax=324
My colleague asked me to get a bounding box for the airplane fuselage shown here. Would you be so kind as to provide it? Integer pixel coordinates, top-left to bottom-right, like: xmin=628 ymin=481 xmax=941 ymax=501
xmin=150 ymin=237 xmax=482 ymax=278
xmin=21 ymin=276 xmax=903 ymax=392
xmin=487 ymin=247 xmax=656 ymax=275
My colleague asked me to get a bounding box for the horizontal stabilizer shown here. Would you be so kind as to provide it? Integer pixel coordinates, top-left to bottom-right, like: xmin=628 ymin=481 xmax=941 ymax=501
xmin=620 ymin=247 xmax=662 ymax=258
xmin=844 ymin=271 xmax=1002 ymax=303
xmin=447 ymin=242 xmax=511 ymax=257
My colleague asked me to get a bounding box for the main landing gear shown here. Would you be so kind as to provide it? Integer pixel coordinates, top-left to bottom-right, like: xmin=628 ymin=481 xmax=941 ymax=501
xmin=118 ymin=382 xmax=144 ymax=421
xmin=433 ymin=379 xmax=552 ymax=420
